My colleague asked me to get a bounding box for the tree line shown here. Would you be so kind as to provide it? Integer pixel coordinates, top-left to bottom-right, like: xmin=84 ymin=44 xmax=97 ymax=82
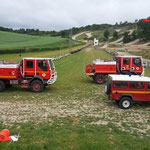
xmin=0 ymin=17 xmax=150 ymax=43
xmin=0 ymin=22 xmax=132 ymax=38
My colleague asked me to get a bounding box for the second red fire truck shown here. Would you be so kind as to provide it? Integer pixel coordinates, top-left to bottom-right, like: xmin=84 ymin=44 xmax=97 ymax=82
xmin=85 ymin=56 xmax=144 ymax=84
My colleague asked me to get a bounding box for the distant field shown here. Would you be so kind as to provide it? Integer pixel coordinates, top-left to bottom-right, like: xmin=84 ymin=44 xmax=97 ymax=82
xmin=0 ymin=31 xmax=66 ymax=49
xmin=0 ymin=31 xmax=83 ymax=54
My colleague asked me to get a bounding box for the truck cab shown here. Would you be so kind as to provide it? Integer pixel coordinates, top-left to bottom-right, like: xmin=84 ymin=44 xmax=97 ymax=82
xmin=21 ymin=58 xmax=56 ymax=83
xmin=105 ymin=75 xmax=150 ymax=109
xmin=115 ymin=56 xmax=143 ymax=75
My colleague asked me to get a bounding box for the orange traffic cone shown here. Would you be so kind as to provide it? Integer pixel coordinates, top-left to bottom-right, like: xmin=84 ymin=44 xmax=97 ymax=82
xmin=0 ymin=129 xmax=12 ymax=142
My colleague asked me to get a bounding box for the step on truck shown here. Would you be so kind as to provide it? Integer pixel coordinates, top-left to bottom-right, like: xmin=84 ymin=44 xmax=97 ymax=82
xmin=0 ymin=58 xmax=57 ymax=92
xmin=85 ymin=56 xmax=143 ymax=84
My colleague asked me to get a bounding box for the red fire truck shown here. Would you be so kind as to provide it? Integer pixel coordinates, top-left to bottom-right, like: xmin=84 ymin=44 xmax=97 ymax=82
xmin=85 ymin=56 xmax=143 ymax=84
xmin=0 ymin=58 xmax=57 ymax=92
xmin=105 ymin=74 xmax=150 ymax=109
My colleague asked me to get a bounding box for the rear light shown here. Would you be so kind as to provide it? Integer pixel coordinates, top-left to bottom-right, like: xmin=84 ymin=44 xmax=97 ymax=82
xmin=86 ymin=64 xmax=93 ymax=73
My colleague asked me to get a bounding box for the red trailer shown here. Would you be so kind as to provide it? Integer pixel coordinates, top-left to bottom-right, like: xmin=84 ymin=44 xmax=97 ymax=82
xmin=0 ymin=58 xmax=57 ymax=92
xmin=85 ymin=56 xmax=143 ymax=84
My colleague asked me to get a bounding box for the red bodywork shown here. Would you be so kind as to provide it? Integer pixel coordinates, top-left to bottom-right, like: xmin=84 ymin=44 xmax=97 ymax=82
xmin=86 ymin=56 xmax=143 ymax=78
xmin=109 ymin=77 xmax=150 ymax=102
xmin=0 ymin=58 xmax=57 ymax=89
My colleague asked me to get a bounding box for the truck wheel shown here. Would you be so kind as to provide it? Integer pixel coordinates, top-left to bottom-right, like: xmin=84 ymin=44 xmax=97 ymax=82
xmin=0 ymin=80 xmax=5 ymax=92
xmin=105 ymin=83 xmax=111 ymax=95
xmin=94 ymin=74 xmax=105 ymax=84
xmin=119 ymin=97 xmax=133 ymax=109
xmin=30 ymin=80 xmax=44 ymax=93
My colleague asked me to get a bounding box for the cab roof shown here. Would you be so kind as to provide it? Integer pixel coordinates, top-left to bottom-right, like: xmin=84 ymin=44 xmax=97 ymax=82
xmin=109 ymin=75 xmax=150 ymax=82
xmin=23 ymin=57 xmax=54 ymax=60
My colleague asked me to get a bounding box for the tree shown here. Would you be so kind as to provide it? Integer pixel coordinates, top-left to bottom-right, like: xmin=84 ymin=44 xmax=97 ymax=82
xmin=123 ymin=32 xmax=131 ymax=43
xmin=131 ymin=31 xmax=137 ymax=40
xmin=115 ymin=22 xmax=119 ymax=27
xmin=137 ymin=18 xmax=150 ymax=41
xmin=113 ymin=31 xmax=118 ymax=39
xmin=104 ymin=30 xmax=110 ymax=39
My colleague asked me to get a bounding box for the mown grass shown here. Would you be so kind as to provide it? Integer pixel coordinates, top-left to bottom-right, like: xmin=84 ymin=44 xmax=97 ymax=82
xmin=0 ymin=45 xmax=83 ymax=62
xmin=0 ymin=48 xmax=150 ymax=150
xmin=0 ymin=31 xmax=83 ymax=54
xmin=0 ymin=31 xmax=65 ymax=49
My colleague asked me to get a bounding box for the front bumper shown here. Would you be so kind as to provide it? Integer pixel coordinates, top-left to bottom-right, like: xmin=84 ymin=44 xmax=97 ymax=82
xmin=47 ymin=72 xmax=57 ymax=85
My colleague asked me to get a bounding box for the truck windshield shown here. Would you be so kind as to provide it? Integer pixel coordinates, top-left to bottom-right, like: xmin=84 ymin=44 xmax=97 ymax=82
xmin=133 ymin=58 xmax=141 ymax=67
xmin=49 ymin=60 xmax=55 ymax=70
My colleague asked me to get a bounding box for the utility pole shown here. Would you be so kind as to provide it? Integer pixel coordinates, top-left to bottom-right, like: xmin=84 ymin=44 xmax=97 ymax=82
xmin=69 ymin=28 xmax=72 ymax=54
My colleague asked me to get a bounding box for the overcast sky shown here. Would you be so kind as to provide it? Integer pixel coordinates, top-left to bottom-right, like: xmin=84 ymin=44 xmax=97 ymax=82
xmin=0 ymin=0 xmax=149 ymax=31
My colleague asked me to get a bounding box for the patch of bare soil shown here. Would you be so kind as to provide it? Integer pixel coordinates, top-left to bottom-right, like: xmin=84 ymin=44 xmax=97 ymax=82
xmin=1 ymin=95 xmax=150 ymax=137
xmin=86 ymin=32 xmax=92 ymax=38
xmin=125 ymin=39 xmax=140 ymax=45
xmin=72 ymin=31 xmax=92 ymax=40
xmin=110 ymin=37 xmax=123 ymax=44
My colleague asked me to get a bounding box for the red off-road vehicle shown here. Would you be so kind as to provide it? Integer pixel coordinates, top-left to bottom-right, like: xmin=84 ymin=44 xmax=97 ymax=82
xmin=0 ymin=58 xmax=57 ymax=92
xmin=105 ymin=75 xmax=150 ymax=109
xmin=86 ymin=56 xmax=143 ymax=84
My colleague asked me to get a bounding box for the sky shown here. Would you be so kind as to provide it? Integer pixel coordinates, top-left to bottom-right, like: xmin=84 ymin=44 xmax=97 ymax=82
xmin=0 ymin=0 xmax=149 ymax=31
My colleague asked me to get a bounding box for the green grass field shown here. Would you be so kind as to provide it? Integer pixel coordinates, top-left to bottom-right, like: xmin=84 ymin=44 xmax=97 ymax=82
xmin=0 ymin=47 xmax=150 ymax=150
xmin=0 ymin=31 xmax=66 ymax=49
xmin=0 ymin=31 xmax=83 ymax=54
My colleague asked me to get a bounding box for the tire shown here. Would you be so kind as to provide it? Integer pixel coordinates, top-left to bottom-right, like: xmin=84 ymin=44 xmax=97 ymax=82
xmin=0 ymin=80 xmax=5 ymax=92
xmin=119 ymin=97 xmax=133 ymax=109
xmin=94 ymin=74 xmax=105 ymax=84
xmin=30 ymin=80 xmax=44 ymax=93
xmin=105 ymin=83 xmax=111 ymax=95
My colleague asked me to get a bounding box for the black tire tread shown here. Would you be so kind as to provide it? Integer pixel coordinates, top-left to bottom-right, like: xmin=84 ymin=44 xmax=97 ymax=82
xmin=94 ymin=74 xmax=105 ymax=84
xmin=0 ymin=80 xmax=5 ymax=92
xmin=30 ymin=80 xmax=44 ymax=93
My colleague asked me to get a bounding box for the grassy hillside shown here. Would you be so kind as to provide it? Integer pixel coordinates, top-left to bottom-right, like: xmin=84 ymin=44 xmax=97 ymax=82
xmin=76 ymin=33 xmax=87 ymax=40
xmin=0 ymin=31 xmax=83 ymax=54
xmin=0 ymin=47 xmax=150 ymax=150
xmin=0 ymin=31 xmax=65 ymax=49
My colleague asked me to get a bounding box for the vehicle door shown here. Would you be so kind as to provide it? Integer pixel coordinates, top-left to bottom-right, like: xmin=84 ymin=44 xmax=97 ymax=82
xmin=129 ymin=82 xmax=145 ymax=101
xmin=121 ymin=57 xmax=130 ymax=71
xmin=36 ymin=59 xmax=50 ymax=79
xmin=132 ymin=57 xmax=143 ymax=74
xmin=23 ymin=59 xmax=35 ymax=77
